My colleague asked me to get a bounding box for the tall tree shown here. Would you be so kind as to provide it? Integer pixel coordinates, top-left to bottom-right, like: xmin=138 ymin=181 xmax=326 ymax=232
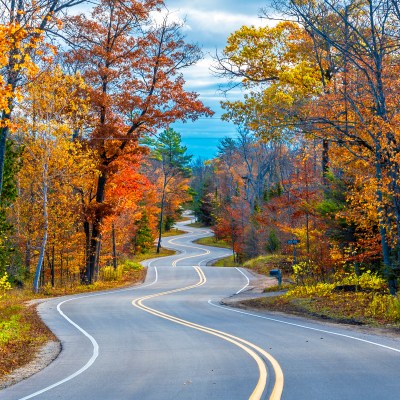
xmin=14 ymin=66 xmax=92 ymax=292
xmin=64 ymin=1 xmax=212 ymax=282
xmin=273 ymin=0 xmax=400 ymax=292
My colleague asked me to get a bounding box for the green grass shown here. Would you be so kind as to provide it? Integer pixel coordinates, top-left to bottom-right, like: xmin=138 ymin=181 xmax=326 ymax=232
xmin=161 ymin=229 xmax=187 ymax=237
xmin=0 ymin=294 xmax=54 ymax=377
xmin=130 ymin=246 xmax=176 ymax=262
xmin=187 ymin=221 xmax=207 ymax=228
xmin=194 ymin=236 xmax=231 ymax=249
xmin=212 ymin=255 xmax=238 ymax=267
xmin=243 ymin=254 xmax=293 ymax=276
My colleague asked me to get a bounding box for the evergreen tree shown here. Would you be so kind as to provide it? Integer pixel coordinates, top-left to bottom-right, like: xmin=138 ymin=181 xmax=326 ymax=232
xmin=145 ymin=129 xmax=192 ymax=252
xmin=132 ymin=213 xmax=154 ymax=255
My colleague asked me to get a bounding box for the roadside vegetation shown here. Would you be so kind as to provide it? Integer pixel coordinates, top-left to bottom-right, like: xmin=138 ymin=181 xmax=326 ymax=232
xmin=194 ymin=236 xmax=231 ymax=249
xmin=161 ymin=229 xmax=187 ymax=238
xmin=213 ymin=256 xmax=237 ymax=267
xmin=201 ymin=233 xmax=400 ymax=327
xmin=232 ymin=254 xmax=400 ymax=327
xmin=187 ymin=221 xmax=207 ymax=228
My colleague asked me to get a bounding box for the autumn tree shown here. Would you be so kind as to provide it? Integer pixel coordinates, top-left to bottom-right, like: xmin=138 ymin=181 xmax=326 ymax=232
xmin=0 ymin=0 xmax=87 ymax=198
xmin=13 ymin=66 xmax=93 ymax=292
xmin=99 ymin=151 xmax=156 ymax=268
xmin=267 ymin=0 xmax=400 ymax=292
xmin=64 ymin=1 xmax=212 ymax=282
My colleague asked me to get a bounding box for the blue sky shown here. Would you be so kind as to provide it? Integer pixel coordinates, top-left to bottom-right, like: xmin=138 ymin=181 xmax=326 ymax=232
xmin=162 ymin=0 xmax=267 ymax=159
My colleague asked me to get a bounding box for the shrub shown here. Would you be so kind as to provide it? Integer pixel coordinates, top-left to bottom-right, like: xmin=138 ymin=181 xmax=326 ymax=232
xmin=287 ymin=282 xmax=335 ymax=298
xmin=121 ymin=260 xmax=143 ymax=272
xmin=0 ymin=272 xmax=11 ymax=299
xmin=266 ymin=230 xmax=280 ymax=253
xmin=243 ymin=254 xmax=292 ymax=275
xmin=100 ymin=265 xmax=124 ymax=281
xmin=366 ymin=294 xmax=400 ymax=321
xmin=335 ymin=270 xmax=388 ymax=292
xmin=292 ymin=260 xmax=322 ymax=285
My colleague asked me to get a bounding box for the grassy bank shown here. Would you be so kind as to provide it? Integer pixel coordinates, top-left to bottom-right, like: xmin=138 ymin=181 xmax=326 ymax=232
xmin=194 ymin=236 xmax=231 ymax=249
xmin=161 ymin=228 xmax=187 ymax=237
xmin=239 ymin=292 xmax=400 ymax=328
xmin=206 ymin=249 xmax=400 ymax=328
xmin=236 ymin=268 xmax=400 ymax=328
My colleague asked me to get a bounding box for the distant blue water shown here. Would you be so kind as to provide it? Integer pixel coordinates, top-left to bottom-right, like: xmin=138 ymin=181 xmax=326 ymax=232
xmin=181 ymin=137 xmax=223 ymax=160
xmin=170 ymin=117 xmax=238 ymax=160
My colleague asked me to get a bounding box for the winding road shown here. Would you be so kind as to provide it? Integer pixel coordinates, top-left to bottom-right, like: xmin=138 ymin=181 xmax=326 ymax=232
xmin=3 ymin=219 xmax=400 ymax=400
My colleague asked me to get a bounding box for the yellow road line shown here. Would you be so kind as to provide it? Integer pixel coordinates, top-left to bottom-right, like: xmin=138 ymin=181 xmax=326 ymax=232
xmin=132 ymin=266 xmax=284 ymax=400
xmin=168 ymin=240 xmax=211 ymax=267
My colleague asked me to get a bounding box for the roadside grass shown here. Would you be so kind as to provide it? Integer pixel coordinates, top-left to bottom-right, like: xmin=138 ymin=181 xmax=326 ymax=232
xmin=194 ymin=236 xmax=231 ymax=249
xmin=263 ymin=283 xmax=292 ymax=293
xmin=239 ymin=293 xmax=400 ymax=327
xmin=212 ymin=252 xmax=400 ymax=328
xmin=212 ymin=255 xmax=238 ymax=267
xmin=161 ymin=228 xmax=187 ymax=237
xmin=0 ymin=291 xmax=56 ymax=378
xmin=131 ymin=247 xmax=176 ymax=263
xmin=211 ymin=253 xmax=293 ymax=277
xmin=0 ymin=246 xmax=176 ymax=380
xmin=238 ymin=274 xmax=400 ymax=328
xmin=242 ymin=254 xmax=293 ymax=276
xmin=187 ymin=221 xmax=207 ymax=228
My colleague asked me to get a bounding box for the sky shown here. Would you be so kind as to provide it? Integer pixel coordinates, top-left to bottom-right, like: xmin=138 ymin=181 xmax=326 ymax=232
xmin=159 ymin=0 xmax=267 ymax=160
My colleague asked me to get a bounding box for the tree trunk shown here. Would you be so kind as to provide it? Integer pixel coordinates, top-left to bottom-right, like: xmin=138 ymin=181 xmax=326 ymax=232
xmin=375 ymin=155 xmax=395 ymax=294
xmin=112 ymin=222 xmax=117 ymax=270
xmin=83 ymin=220 xmax=90 ymax=282
xmin=51 ymin=243 xmax=55 ymax=288
xmin=25 ymin=239 xmax=31 ymax=275
xmin=156 ymin=178 xmax=167 ymax=254
xmin=86 ymin=173 xmax=107 ymax=283
xmin=33 ymin=162 xmax=49 ymax=293
xmin=95 ymin=234 xmax=102 ymax=281
xmin=0 ymin=121 xmax=10 ymax=198
xmin=322 ymin=139 xmax=329 ymax=185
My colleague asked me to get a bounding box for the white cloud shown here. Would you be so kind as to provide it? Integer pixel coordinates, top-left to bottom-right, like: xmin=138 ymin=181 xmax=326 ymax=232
xmin=184 ymin=9 xmax=264 ymax=36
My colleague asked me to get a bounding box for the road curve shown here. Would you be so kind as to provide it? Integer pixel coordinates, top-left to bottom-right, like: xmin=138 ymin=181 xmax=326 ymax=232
xmin=2 ymin=219 xmax=400 ymax=400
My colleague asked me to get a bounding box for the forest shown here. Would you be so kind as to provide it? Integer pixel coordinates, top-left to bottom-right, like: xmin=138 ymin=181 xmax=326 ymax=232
xmin=0 ymin=0 xmax=207 ymax=295
xmin=1 ymin=0 xmax=400 ymax=315
xmin=190 ymin=0 xmax=400 ymax=318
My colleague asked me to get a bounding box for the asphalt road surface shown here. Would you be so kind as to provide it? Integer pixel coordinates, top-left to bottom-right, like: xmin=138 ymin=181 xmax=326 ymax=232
xmin=3 ymin=219 xmax=400 ymax=400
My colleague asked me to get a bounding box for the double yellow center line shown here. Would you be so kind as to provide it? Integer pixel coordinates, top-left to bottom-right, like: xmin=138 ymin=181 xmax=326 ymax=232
xmin=132 ymin=266 xmax=284 ymax=400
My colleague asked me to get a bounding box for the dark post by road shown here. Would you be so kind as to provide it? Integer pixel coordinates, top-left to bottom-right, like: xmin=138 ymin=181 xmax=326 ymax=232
xmin=287 ymin=239 xmax=300 ymax=265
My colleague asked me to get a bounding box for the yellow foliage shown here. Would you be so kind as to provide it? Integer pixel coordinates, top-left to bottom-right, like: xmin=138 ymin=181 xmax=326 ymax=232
xmin=336 ymin=270 xmax=388 ymax=292
xmin=0 ymin=273 xmax=11 ymax=299
xmin=287 ymin=282 xmax=335 ymax=297
xmin=99 ymin=266 xmax=124 ymax=281
xmin=0 ymin=22 xmax=43 ymax=127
